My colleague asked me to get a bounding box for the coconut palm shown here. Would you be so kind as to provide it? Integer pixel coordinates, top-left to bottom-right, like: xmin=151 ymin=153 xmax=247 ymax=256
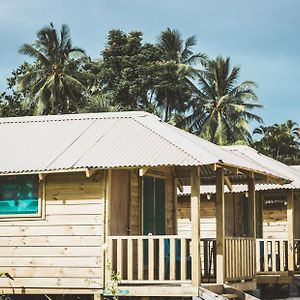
xmin=182 ymin=56 xmax=262 ymax=145
xmin=253 ymin=120 xmax=300 ymax=163
xmin=18 ymin=23 xmax=86 ymax=115
xmin=156 ymin=28 xmax=207 ymax=121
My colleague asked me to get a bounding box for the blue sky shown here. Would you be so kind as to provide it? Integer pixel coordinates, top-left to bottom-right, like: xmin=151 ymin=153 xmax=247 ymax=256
xmin=0 ymin=0 xmax=299 ymax=127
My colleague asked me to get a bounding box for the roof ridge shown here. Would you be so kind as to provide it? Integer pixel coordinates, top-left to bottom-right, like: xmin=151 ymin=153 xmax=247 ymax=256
xmin=0 ymin=111 xmax=156 ymax=124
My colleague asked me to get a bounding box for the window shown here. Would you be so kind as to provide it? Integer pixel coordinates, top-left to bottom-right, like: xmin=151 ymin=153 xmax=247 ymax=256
xmin=0 ymin=175 xmax=40 ymax=217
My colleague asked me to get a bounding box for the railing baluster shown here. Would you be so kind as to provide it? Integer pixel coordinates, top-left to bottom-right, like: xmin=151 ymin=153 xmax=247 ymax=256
xmin=170 ymin=238 xmax=176 ymax=280
xmin=181 ymin=238 xmax=187 ymax=280
xmin=159 ymin=238 xmax=165 ymax=280
xmin=264 ymin=240 xmax=269 ymax=272
xmin=148 ymin=238 xmax=154 ymax=280
xmin=256 ymin=240 xmax=261 ymax=273
xmin=127 ymin=238 xmax=133 ymax=280
xmin=271 ymin=240 xmax=276 ymax=272
xmin=117 ymin=238 xmax=123 ymax=278
xmin=138 ymin=238 xmax=143 ymax=280
xmin=279 ymin=240 xmax=284 ymax=271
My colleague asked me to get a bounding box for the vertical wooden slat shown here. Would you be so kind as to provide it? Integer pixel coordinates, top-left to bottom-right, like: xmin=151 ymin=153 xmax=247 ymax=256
xmin=191 ymin=166 xmax=201 ymax=287
xmin=148 ymin=238 xmax=154 ymax=280
xmin=256 ymin=240 xmax=261 ymax=273
xmin=181 ymin=238 xmax=187 ymax=280
xmin=216 ymin=167 xmax=225 ymax=284
xmin=225 ymin=239 xmax=229 ymax=280
xmin=279 ymin=240 xmax=284 ymax=272
xmin=127 ymin=238 xmax=133 ymax=280
xmin=241 ymin=239 xmax=245 ymax=278
xmin=117 ymin=238 xmax=123 ymax=277
xmin=287 ymin=191 xmax=295 ymax=272
xmin=264 ymin=240 xmax=268 ymax=272
xmin=271 ymin=240 xmax=276 ymax=272
xmin=159 ymin=238 xmax=165 ymax=280
xmin=170 ymin=238 xmax=176 ymax=280
xmin=138 ymin=238 xmax=143 ymax=280
xmin=233 ymin=239 xmax=237 ymax=279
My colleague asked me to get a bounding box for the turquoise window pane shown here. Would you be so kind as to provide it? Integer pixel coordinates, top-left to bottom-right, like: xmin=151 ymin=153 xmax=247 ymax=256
xmin=0 ymin=175 xmax=39 ymax=215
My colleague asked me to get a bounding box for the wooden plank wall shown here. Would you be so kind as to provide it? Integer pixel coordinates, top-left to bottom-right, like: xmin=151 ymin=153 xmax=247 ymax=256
xmin=178 ymin=192 xmax=289 ymax=240
xmin=263 ymin=202 xmax=287 ymax=239
xmin=0 ymin=171 xmax=106 ymax=292
xmin=177 ymin=195 xmax=216 ymax=238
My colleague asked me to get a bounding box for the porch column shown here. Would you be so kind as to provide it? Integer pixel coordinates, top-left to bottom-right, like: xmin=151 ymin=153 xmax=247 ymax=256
xmin=191 ymin=166 xmax=201 ymax=287
xmin=287 ymin=190 xmax=294 ymax=272
xmin=248 ymin=177 xmax=256 ymax=239
xmin=216 ymin=167 xmax=225 ymax=284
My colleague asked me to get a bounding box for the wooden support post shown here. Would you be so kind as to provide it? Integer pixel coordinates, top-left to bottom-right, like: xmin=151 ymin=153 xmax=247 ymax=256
xmin=248 ymin=177 xmax=256 ymax=281
xmin=287 ymin=190 xmax=295 ymax=272
xmin=248 ymin=178 xmax=256 ymax=239
xmin=256 ymin=193 xmax=263 ymax=239
xmin=191 ymin=166 xmax=201 ymax=287
xmin=216 ymin=167 xmax=225 ymax=284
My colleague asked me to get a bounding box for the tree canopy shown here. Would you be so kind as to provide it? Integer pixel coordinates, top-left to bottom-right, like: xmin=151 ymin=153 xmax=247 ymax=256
xmin=1 ymin=23 xmax=299 ymax=164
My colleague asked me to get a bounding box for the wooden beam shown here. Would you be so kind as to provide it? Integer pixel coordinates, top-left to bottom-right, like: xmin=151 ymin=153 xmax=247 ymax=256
xmin=224 ymin=176 xmax=232 ymax=191
xmin=216 ymin=167 xmax=225 ymax=284
xmin=191 ymin=166 xmax=201 ymax=287
xmin=38 ymin=173 xmax=45 ymax=181
xmin=85 ymin=168 xmax=97 ymax=178
xmin=287 ymin=190 xmax=294 ymax=272
xmin=176 ymin=178 xmax=184 ymax=193
xmin=139 ymin=167 xmax=149 ymax=177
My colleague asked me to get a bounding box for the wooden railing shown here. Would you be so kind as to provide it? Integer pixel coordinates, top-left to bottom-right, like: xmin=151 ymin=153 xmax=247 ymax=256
xmin=225 ymin=237 xmax=256 ymax=281
xmin=256 ymin=239 xmax=288 ymax=273
xmin=295 ymin=239 xmax=300 ymax=273
xmin=106 ymin=235 xmax=192 ymax=284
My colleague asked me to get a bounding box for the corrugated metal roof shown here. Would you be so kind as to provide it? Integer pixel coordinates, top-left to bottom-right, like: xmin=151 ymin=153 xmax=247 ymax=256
xmin=179 ymin=146 xmax=300 ymax=195
xmin=0 ymin=112 xmax=292 ymax=181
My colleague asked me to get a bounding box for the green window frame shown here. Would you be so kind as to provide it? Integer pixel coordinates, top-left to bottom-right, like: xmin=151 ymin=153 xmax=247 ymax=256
xmin=0 ymin=175 xmax=41 ymax=218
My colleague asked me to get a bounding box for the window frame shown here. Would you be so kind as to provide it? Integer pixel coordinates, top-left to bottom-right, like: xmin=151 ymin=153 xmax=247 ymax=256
xmin=0 ymin=175 xmax=45 ymax=220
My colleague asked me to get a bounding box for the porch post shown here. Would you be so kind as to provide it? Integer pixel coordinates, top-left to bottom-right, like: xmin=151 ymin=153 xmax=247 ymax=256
xmin=248 ymin=177 xmax=256 ymax=239
xmin=287 ymin=190 xmax=295 ymax=272
xmin=216 ymin=167 xmax=225 ymax=284
xmin=191 ymin=166 xmax=201 ymax=287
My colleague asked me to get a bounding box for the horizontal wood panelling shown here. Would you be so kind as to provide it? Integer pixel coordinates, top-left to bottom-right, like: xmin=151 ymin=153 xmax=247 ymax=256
xmin=4 ymin=267 xmax=101 ymax=278
xmin=0 ymin=171 xmax=105 ymax=292
xmin=0 ymin=246 xmax=101 ymax=257
xmin=0 ymin=225 xmax=102 ymax=236
xmin=0 ymin=257 xmax=101 ymax=267
xmin=0 ymin=278 xmax=101 ymax=289
xmin=0 ymin=235 xmax=102 ymax=246
xmin=0 ymin=214 xmax=102 ymax=226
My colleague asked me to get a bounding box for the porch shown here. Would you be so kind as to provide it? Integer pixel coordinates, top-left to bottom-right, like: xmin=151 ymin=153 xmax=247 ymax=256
xmin=103 ymin=166 xmax=259 ymax=297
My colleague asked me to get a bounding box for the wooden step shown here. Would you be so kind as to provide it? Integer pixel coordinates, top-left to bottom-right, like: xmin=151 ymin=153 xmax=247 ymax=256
xmin=221 ymin=294 xmax=238 ymax=299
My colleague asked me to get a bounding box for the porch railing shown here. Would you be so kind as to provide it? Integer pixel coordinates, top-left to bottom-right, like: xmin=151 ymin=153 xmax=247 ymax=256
xmin=256 ymin=239 xmax=288 ymax=273
xmin=106 ymin=235 xmax=192 ymax=284
xmin=225 ymin=236 xmax=256 ymax=281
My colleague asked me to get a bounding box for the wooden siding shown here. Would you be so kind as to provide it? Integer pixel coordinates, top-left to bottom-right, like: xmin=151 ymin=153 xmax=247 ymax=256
xmin=263 ymin=202 xmax=287 ymax=239
xmin=178 ymin=193 xmax=289 ymax=240
xmin=0 ymin=171 xmax=106 ymax=292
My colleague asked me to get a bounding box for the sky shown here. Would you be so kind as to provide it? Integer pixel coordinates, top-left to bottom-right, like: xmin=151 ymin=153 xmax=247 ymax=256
xmin=0 ymin=0 xmax=299 ymax=127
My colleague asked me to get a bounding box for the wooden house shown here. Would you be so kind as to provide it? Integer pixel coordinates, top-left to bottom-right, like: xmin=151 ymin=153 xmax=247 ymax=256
xmin=177 ymin=146 xmax=300 ymax=287
xmin=0 ymin=113 xmax=288 ymax=299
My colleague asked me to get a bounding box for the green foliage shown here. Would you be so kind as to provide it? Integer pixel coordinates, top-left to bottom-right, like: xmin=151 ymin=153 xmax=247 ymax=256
xmin=17 ymin=23 xmax=88 ymax=115
xmin=181 ymin=56 xmax=262 ymax=145
xmin=252 ymin=120 xmax=300 ymax=164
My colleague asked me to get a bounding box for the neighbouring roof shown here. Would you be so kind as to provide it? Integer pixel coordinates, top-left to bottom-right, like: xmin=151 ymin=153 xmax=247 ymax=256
xmin=179 ymin=146 xmax=300 ymax=195
xmin=0 ymin=112 xmax=292 ymax=182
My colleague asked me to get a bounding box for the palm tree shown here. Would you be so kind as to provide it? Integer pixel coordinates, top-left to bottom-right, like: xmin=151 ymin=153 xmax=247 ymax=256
xmin=253 ymin=120 xmax=300 ymax=163
xmin=156 ymin=28 xmax=207 ymax=121
xmin=182 ymin=56 xmax=262 ymax=145
xmin=18 ymin=23 xmax=86 ymax=115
